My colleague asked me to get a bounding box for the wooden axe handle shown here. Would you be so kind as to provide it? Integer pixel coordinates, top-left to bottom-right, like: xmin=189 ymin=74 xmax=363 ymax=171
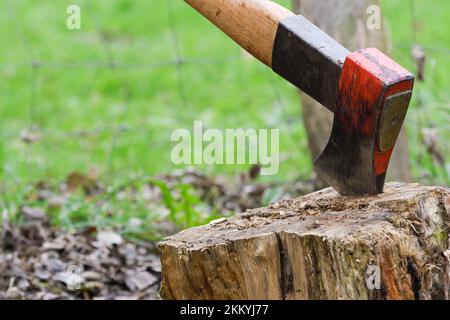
xmin=184 ymin=0 xmax=294 ymax=67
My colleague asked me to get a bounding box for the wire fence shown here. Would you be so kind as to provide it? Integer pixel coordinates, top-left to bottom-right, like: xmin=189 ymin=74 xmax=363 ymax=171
xmin=1 ymin=0 xmax=449 ymax=190
xmin=2 ymin=0 xmax=253 ymax=185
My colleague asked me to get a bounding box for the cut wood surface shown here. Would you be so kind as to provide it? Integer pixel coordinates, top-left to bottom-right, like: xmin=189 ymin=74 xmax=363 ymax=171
xmin=159 ymin=183 xmax=450 ymax=300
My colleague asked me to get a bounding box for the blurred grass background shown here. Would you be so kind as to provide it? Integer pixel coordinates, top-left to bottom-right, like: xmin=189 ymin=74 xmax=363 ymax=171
xmin=0 ymin=0 xmax=448 ymax=234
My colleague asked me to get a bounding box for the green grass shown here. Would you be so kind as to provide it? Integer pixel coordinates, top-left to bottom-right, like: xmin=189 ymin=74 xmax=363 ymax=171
xmin=0 ymin=0 xmax=448 ymax=235
xmin=381 ymin=0 xmax=450 ymax=185
xmin=0 ymin=0 xmax=306 ymax=185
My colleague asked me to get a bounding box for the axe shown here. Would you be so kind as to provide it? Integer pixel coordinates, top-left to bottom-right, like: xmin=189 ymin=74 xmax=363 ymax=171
xmin=184 ymin=0 xmax=414 ymax=195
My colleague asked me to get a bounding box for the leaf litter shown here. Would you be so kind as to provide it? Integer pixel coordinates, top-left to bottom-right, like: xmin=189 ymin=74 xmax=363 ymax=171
xmin=0 ymin=218 xmax=161 ymax=300
xmin=0 ymin=167 xmax=315 ymax=299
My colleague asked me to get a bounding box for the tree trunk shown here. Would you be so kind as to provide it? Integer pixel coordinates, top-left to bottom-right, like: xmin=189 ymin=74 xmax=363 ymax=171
xmin=159 ymin=183 xmax=449 ymax=300
xmin=293 ymin=0 xmax=412 ymax=187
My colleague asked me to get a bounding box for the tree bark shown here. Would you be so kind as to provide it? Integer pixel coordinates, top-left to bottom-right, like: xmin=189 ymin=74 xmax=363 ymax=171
xmin=293 ymin=0 xmax=412 ymax=187
xmin=159 ymin=183 xmax=449 ymax=300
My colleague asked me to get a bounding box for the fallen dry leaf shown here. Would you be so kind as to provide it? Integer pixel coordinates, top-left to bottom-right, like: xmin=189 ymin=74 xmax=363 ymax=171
xmin=124 ymin=270 xmax=158 ymax=292
xmin=22 ymin=206 xmax=46 ymax=221
xmin=96 ymin=231 xmax=123 ymax=248
xmin=66 ymin=172 xmax=100 ymax=195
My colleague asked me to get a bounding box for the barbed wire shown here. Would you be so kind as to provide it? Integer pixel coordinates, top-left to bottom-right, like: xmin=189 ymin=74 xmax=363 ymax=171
xmin=394 ymin=43 xmax=450 ymax=55
xmin=0 ymin=56 xmax=243 ymax=69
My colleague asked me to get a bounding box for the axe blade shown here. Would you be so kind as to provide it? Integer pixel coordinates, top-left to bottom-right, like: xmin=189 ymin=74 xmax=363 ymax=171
xmin=314 ymin=48 xmax=414 ymax=196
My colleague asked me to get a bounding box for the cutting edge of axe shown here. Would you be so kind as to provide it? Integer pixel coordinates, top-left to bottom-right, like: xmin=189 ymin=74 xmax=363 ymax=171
xmin=184 ymin=0 xmax=415 ymax=196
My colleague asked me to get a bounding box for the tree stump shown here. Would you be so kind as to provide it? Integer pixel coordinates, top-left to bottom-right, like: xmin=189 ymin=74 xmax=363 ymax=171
xmin=158 ymin=183 xmax=450 ymax=300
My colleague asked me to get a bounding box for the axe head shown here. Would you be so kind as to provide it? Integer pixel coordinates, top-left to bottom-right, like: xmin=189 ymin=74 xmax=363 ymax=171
xmin=271 ymin=16 xmax=415 ymax=196
xmin=314 ymin=48 xmax=414 ymax=195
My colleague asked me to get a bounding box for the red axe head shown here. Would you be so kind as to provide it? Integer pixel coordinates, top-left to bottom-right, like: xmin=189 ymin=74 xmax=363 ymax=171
xmin=272 ymin=16 xmax=414 ymax=195
xmin=314 ymin=49 xmax=413 ymax=195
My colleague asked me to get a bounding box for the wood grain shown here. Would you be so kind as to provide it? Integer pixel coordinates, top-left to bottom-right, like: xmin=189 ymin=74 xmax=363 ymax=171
xmin=185 ymin=0 xmax=294 ymax=67
xmin=159 ymin=183 xmax=450 ymax=300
